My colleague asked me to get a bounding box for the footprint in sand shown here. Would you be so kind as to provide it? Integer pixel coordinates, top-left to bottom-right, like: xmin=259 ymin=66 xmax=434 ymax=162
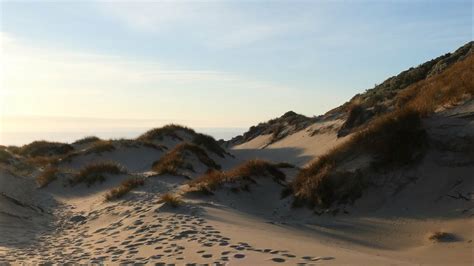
xmin=271 ymin=257 xmax=286 ymax=263
xmin=234 ymin=254 xmax=246 ymax=259
xmin=202 ymin=254 xmax=213 ymax=258
xmin=312 ymin=256 xmax=335 ymax=261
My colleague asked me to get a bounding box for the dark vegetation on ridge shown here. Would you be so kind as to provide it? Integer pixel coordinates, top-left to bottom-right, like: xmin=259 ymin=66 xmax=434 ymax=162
xmin=289 ymin=50 xmax=474 ymax=209
xmin=17 ymin=141 xmax=74 ymax=158
xmin=72 ymin=136 xmax=102 ymax=145
xmin=138 ymin=124 xmax=196 ymax=142
xmin=334 ymin=41 xmax=473 ymax=136
xmin=227 ymin=111 xmax=317 ymax=146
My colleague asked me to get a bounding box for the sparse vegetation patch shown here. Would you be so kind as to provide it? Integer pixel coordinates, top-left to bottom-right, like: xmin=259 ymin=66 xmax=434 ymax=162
xmin=85 ymin=140 xmax=115 ymax=154
xmin=159 ymin=193 xmax=183 ymax=208
xmin=291 ymin=108 xmax=427 ymax=208
xmin=192 ymin=133 xmax=228 ymax=158
xmin=152 ymin=143 xmax=220 ymax=175
xmin=36 ymin=167 xmax=59 ymax=188
xmin=187 ymin=159 xmax=286 ymax=195
xmin=72 ymin=136 xmax=101 ymax=145
xmin=70 ymin=162 xmax=126 ymax=186
xmin=18 ymin=141 xmax=74 ymax=158
xmin=105 ymin=177 xmax=145 ymax=201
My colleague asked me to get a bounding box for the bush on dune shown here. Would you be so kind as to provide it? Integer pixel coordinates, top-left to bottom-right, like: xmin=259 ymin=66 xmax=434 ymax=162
xmin=152 ymin=143 xmax=221 ymax=175
xmin=159 ymin=193 xmax=183 ymax=208
xmin=138 ymin=124 xmax=196 ymax=142
xmin=72 ymin=136 xmax=101 ymax=145
xmin=70 ymin=162 xmax=126 ymax=186
xmin=85 ymin=140 xmax=115 ymax=154
xmin=105 ymin=177 xmax=145 ymax=201
xmin=18 ymin=141 xmax=74 ymax=158
xmin=192 ymin=133 xmax=228 ymax=158
xmin=187 ymin=159 xmax=286 ymax=194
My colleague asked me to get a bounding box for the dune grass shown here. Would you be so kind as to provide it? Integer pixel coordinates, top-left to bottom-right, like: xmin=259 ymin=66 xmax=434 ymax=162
xmin=72 ymin=136 xmax=101 ymax=145
xmin=159 ymin=193 xmax=183 ymax=208
xmin=152 ymin=143 xmax=220 ymax=175
xmin=18 ymin=141 xmax=74 ymax=158
xmin=397 ymin=53 xmax=474 ymax=116
xmin=36 ymin=167 xmax=59 ymax=188
xmin=187 ymin=159 xmax=286 ymax=195
xmin=85 ymin=140 xmax=115 ymax=154
xmin=291 ymin=108 xmax=427 ymax=208
xmin=192 ymin=133 xmax=228 ymax=158
xmin=105 ymin=177 xmax=145 ymax=201
xmin=138 ymin=124 xmax=196 ymax=142
xmin=70 ymin=162 xmax=126 ymax=186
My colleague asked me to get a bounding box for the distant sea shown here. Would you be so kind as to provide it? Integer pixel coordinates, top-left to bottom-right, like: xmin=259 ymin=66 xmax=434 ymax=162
xmin=0 ymin=128 xmax=246 ymax=146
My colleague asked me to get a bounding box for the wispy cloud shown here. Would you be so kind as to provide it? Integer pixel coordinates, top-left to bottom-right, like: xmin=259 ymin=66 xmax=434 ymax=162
xmin=97 ymin=1 xmax=310 ymax=48
xmin=0 ymin=32 xmax=294 ymax=125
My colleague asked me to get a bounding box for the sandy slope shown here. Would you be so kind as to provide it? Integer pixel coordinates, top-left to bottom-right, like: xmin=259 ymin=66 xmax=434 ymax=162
xmin=232 ymin=119 xmax=349 ymax=167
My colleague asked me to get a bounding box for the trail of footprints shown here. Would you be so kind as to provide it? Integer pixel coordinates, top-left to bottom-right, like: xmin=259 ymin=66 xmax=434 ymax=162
xmin=1 ymin=200 xmax=334 ymax=265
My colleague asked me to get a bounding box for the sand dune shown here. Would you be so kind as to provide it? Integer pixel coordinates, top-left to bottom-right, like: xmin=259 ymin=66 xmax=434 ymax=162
xmin=1 ymin=45 xmax=473 ymax=265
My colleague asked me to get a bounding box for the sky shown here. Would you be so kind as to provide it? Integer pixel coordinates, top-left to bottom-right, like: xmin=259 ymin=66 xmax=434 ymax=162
xmin=0 ymin=0 xmax=472 ymax=144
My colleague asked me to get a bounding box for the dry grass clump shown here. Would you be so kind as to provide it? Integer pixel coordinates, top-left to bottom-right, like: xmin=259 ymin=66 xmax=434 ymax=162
xmin=228 ymin=159 xmax=286 ymax=181
xmin=158 ymin=193 xmax=183 ymax=208
xmin=138 ymin=124 xmax=196 ymax=142
xmin=26 ymin=156 xmax=62 ymax=167
xmin=292 ymin=108 xmax=427 ymax=208
xmin=36 ymin=167 xmax=59 ymax=188
xmin=397 ymin=53 xmax=474 ymax=116
xmin=72 ymin=136 xmax=101 ymax=145
xmin=85 ymin=140 xmax=115 ymax=154
xmin=105 ymin=177 xmax=145 ymax=201
xmin=187 ymin=160 xmax=286 ymax=195
xmin=428 ymin=231 xmax=457 ymax=242
xmin=70 ymin=162 xmax=126 ymax=186
xmin=152 ymin=143 xmax=220 ymax=175
xmin=18 ymin=141 xmax=74 ymax=158
xmin=192 ymin=133 xmax=227 ymax=158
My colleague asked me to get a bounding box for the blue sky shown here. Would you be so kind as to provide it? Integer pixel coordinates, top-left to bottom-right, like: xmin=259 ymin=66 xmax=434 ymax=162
xmin=0 ymin=0 xmax=472 ymax=142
